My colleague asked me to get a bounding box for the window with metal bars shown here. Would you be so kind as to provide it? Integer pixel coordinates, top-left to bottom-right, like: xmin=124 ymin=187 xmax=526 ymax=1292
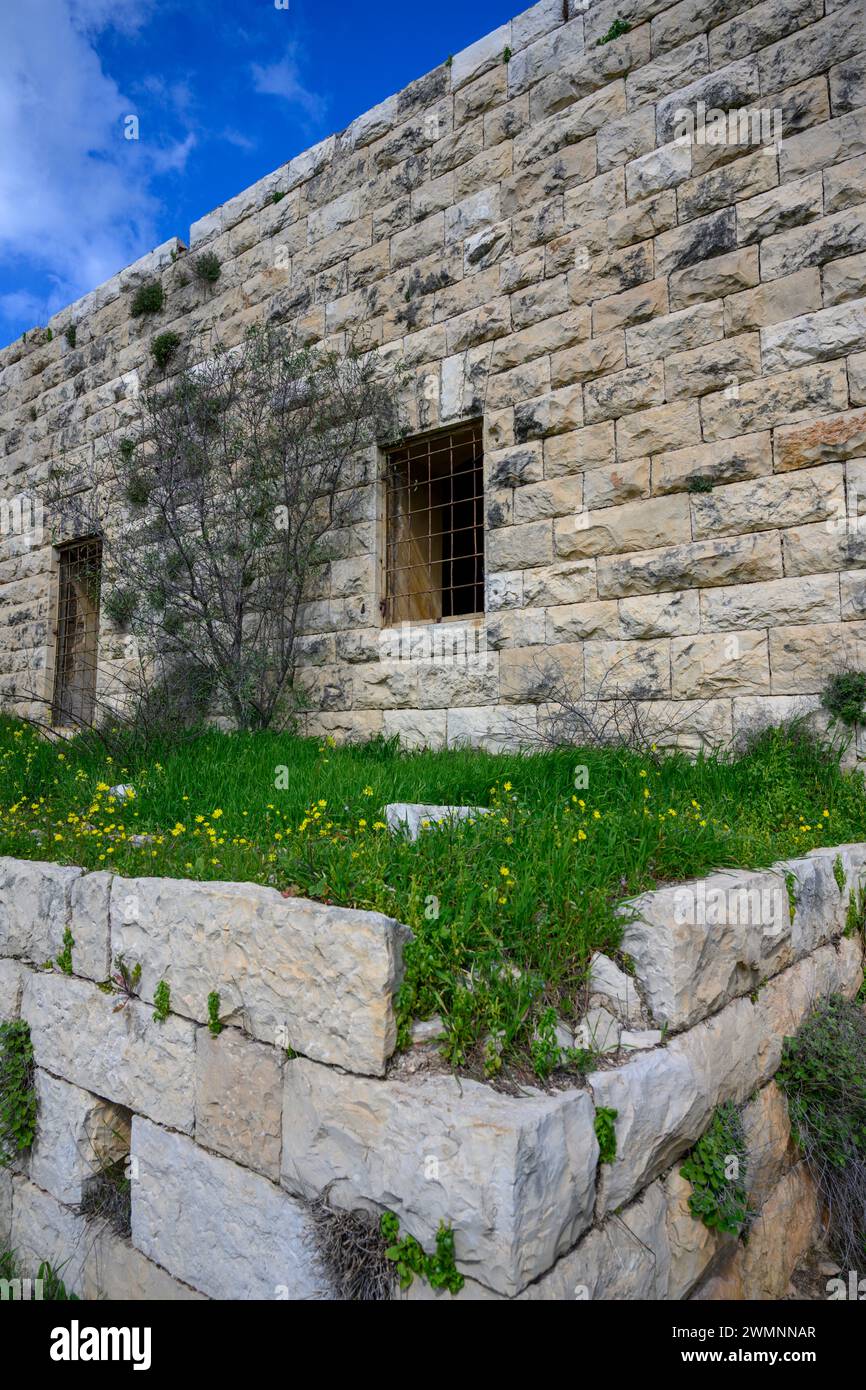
xmin=52 ymin=538 xmax=102 ymax=728
xmin=383 ymin=422 xmax=484 ymax=626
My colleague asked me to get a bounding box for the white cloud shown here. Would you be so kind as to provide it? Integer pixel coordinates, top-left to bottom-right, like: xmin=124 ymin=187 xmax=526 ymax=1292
xmin=251 ymin=46 xmax=327 ymax=122
xmin=0 ymin=0 xmax=188 ymax=339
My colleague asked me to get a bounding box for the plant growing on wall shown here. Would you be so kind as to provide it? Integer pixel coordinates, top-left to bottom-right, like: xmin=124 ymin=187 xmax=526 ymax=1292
xmin=680 ymin=1102 xmax=750 ymax=1235
xmin=130 ymin=281 xmax=165 ymax=317
xmin=47 ymin=324 xmax=404 ymax=735
xmin=152 ymin=980 xmax=171 ymax=1022
xmin=380 ymin=1211 xmax=464 ymax=1294
xmin=193 ymin=252 xmax=221 ymax=284
xmin=151 ymin=332 xmax=181 ymax=370
xmin=56 ymin=925 xmax=74 ymax=975
xmin=776 ymin=994 xmax=866 ymax=1267
xmin=0 ymin=1020 xmax=37 ymax=1165
xmin=821 ymin=671 xmax=866 ymax=729
xmin=207 ymin=991 xmax=222 ymax=1036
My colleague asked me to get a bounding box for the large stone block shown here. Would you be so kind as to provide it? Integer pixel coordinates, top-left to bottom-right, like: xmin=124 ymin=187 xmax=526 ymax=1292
xmin=280 ymin=1058 xmax=598 ymax=1297
xmin=0 ymin=857 xmax=82 ymax=962
xmin=194 ymin=1027 xmax=284 ymax=1181
xmin=84 ymin=1227 xmax=205 ymax=1301
xmin=109 ymin=875 xmax=410 ymax=1076
xmin=22 ymin=971 xmax=195 ymax=1134
xmin=620 ymin=845 xmax=865 ymax=1032
xmin=131 ymin=1117 xmax=329 ymax=1300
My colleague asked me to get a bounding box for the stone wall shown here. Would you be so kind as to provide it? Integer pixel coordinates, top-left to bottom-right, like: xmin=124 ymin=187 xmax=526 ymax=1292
xmin=1 ymin=841 xmax=863 ymax=1300
xmin=1 ymin=0 xmax=866 ymax=750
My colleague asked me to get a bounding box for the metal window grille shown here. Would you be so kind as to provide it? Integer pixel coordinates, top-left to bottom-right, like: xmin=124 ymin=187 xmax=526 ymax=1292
xmin=383 ymin=422 xmax=484 ymax=626
xmin=52 ymin=538 xmax=102 ymax=727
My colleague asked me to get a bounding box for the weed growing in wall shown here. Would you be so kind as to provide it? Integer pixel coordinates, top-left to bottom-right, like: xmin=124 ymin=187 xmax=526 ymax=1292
xmin=108 ymin=954 xmax=141 ymax=1011
xmin=130 ymin=282 xmax=165 ymax=317
xmin=129 ymin=282 xmax=165 ymax=318
xmin=776 ymin=995 xmax=866 ymax=1266
xmin=194 ymin=252 xmax=221 ymax=284
xmin=594 ymin=1107 xmax=618 ymax=1165
xmin=596 ymin=18 xmax=630 ymax=45
xmin=380 ymin=1211 xmax=464 ymax=1295
xmin=680 ymin=1102 xmax=750 ymax=1235
xmin=822 ymin=671 xmax=866 ymax=729
xmin=207 ymin=991 xmax=222 ymax=1036
xmin=55 ymin=925 xmax=74 ymax=975
xmin=152 ymin=980 xmax=171 ymax=1022
xmin=64 ymin=325 xmax=77 ymax=349
xmin=151 ymin=332 xmax=181 ymax=370
xmin=0 ymin=1020 xmax=37 ymax=1165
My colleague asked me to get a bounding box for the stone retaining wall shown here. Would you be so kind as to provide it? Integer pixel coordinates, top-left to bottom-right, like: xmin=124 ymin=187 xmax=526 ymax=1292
xmin=1 ymin=842 xmax=863 ymax=1300
xmin=2 ymin=0 xmax=866 ymax=752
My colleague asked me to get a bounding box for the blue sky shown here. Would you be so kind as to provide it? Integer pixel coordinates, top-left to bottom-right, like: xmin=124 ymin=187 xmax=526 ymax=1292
xmin=0 ymin=0 xmax=520 ymax=348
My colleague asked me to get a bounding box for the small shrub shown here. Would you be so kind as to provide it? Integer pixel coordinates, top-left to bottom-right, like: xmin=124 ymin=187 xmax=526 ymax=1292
xmin=269 ymin=190 xmax=286 ymax=205
xmin=594 ymin=1107 xmax=618 ymax=1164
xmin=687 ymin=475 xmax=714 ymax=493
xmin=821 ymin=670 xmax=866 ymax=728
xmin=152 ymin=980 xmax=171 ymax=1023
xmin=207 ymin=991 xmax=222 ymax=1036
xmin=833 ymin=854 xmax=846 ymax=893
xmin=130 ymin=281 xmax=165 ymax=317
xmin=64 ymin=325 xmax=77 ymax=349
xmin=596 ymin=17 xmax=631 ymax=45
xmin=502 ymin=46 xmax=512 ymax=63
xmin=680 ymin=1102 xmax=749 ymax=1235
xmin=0 ymin=1020 xmax=37 ymax=1164
xmin=776 ymin=995 xmax=866 ymax=1267
xmin=151 ymin=332 xmax=181 ymax=370
xmin=194 ymin=251 xmax=221 ymax=284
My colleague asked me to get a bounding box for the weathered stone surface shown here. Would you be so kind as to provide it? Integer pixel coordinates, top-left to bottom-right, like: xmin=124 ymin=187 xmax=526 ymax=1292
xmin=194 ymin=1028 xmax=284 ymax=1181
xmin=29 ymin=1069 xmax=130 ymax=1206
xmin=69 ymin=871 xmax=112 ymax=982
xmin=699 ymin=574 xmax=841 ymax=630
xmin=519 ymin=1178 xmax=670 ymax=1300
xmin=738 ymin=1163 xmax=822 ymax=1299
xmin=84 ymin=1227 xmax=206 ymax=1301
xmin=0 ymin=858 xmax=82 ymax=962
xmin=22 ymin=970 xmax=196 ymax=1134
xmin=10 ymin=1175 xmax=88 ymax=1296
xmin=0 ymin=957 xmax=26 ymax=1017
xmin=109 ymin=875 xmax=410 ymax=1075
xmin=131 ymin=1116 xmax=330 ymax=1300
xmin=586 ymin=950 xmax=647 ymax=1028
xmin=280 ymin=1057 xmax=599 ymax=1297
xmin=597 ymin=533 xmax=782 ymax=599
xmin=761 ymin=298 xmax=866 ymax=373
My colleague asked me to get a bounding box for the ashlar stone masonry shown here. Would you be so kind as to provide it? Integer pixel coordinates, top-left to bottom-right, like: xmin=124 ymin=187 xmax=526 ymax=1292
xmin=1 ymin=0 xmax=865 ymax=751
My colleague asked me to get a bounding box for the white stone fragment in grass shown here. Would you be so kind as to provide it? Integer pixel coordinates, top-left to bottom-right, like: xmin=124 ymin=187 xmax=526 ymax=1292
xmin=384 ymin=802 xmax=491 ymax=840
xmin=108 ymin=784 xmax=135 ymax=801
xmin=587 ymin=952 xmax=645 ymax=1026
xmin=574 ymin=1006 xmax=621 ymax=1054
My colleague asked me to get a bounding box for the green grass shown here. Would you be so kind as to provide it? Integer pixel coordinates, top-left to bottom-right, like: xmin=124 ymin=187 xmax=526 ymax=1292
xmin=1 ymin=718 xmax=865 ymax=1077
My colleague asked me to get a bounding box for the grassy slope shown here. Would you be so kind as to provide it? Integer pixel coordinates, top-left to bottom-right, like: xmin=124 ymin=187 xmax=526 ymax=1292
xmin=1 ymin=718 xmax=864 ymax=1076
